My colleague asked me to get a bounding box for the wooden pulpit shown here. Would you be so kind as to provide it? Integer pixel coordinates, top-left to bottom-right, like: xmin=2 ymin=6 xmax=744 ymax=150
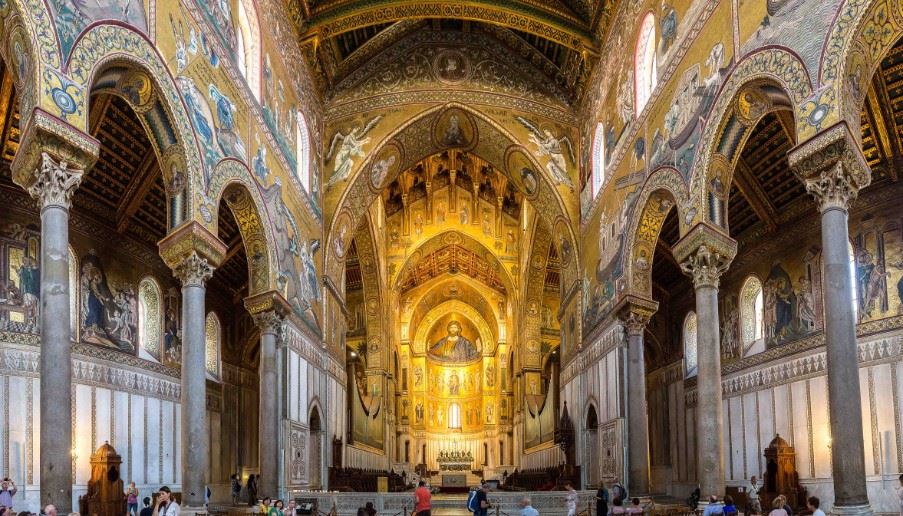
xmin=78 ymin=442 xmax=126 ymax=516
xmin=762 ymin=434 xmax=807 ymax=510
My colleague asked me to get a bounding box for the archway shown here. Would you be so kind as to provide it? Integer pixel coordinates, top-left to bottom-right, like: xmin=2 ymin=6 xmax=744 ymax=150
xmin=310 ymin=405 xmax=323 ymax=489
xmin=584 ymin=404 xmax=600 ymax=488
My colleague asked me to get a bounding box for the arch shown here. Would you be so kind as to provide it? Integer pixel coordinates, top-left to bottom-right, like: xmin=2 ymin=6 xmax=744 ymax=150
xmin=309 ymin=404 xmax=323 ymax=488
xmin=683 ymin=311 xmax=698 ymax=378
xmin=818 ymin=0 xmax=903 ymax=143
xmin=325 ymin=103 xmax=578 ymax=292
xmin=66 ymin=23 xmax=208 ymax=226
xmin=236 ymin=0 xmax=261 ymax=100
xmin=623 ymin=167 xmax=690 ymax=297
xmin=403 ymin=275 xmax=503 ymax=344
xmin=296 ymin=111 xmax=312 ymax=191
xmin=0 ymin=1 xmax=51 ymax=121
xmin=739 ymin=275 xmax=764 ymax=350
xmin=410 ymin=300 xmax=496 ymax=357
xmin=687 ymin=47 xmax=814 ymax=229
xmin=591 ymin=122 xmax=605 ymax=197
xmin=634 ymin=12 xmax=657 ymax=115
xmin=205 ymin=311 xmax=222 ymax=378
xmin=69 ymin=245 xmax=79 ymax=340
xmin=138 ymin=276 xmax=163 ymax=361
xmin=208 ymin=159 xmax=278 ymax=296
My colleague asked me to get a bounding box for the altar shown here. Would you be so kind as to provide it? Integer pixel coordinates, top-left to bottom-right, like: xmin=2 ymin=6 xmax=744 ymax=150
xmin=437 ymin=449 xmax=473 ymax=471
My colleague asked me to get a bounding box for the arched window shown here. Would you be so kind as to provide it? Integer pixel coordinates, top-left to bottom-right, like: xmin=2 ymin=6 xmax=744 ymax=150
xmin=205 ymin=312 xmax=221 ymax=378
xmin=138 ymin=277 xmax=163 ymax=361
xmin=740 ymin=276 xmax=764 ymax=346
xmin=236 ymin=0 xmax=261 ymax=100
xmin=448 ymin=402 xmax=461 ymax=429
xmin=296 ymin=112 xmax=311 ymax=191
xmin=634 ymin=13 xmax=658 ymax=114
xmin=69 ymin=246 xmax=78 ymax=340
xmin=849 ymin=242 xmax=859 ymax=322
xmin=684 ymin=311 xmax=697 ymax=378
xmin=591 ymin=122 xmax=605 ymax=196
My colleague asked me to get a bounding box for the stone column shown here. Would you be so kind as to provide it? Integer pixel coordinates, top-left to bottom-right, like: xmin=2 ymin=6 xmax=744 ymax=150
xmin=28 ymin=153 xmax=83 ymax=511
xmin=255 ymin=310 xmax=283 ymax=497
xmin=173 ymin=252 xmax=214 ymax=508
xmin=615 ymin=295 xmax=658 ymax=495
xmin=788 ymin=123 xmax=873 ymax=516
xmin=673 ymin=224 xmax=736 ymax=499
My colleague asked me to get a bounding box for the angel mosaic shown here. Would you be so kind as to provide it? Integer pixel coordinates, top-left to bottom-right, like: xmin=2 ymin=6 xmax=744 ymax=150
xmin=515 ymin=116 xmax=575 ymax=188
xmin=326 ymin=116 xmax=383 ymax=188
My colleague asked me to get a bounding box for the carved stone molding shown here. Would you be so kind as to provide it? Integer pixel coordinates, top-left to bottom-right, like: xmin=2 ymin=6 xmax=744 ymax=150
xmin=27 ymin=153 xmax=84 ymax=210
xmin=172 ymin=252 xmax=214 ymax=287
xmin=672 ymin=222 xmax=737 ymax=290
xmin=788 ymin=122 xmax=871 ymax=213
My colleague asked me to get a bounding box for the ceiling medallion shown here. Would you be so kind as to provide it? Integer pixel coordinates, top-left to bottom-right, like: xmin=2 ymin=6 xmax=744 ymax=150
xmin=433 ymin=49 xmax=471 ymax=85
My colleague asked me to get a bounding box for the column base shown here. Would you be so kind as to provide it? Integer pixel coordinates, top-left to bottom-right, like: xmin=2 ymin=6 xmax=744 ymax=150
xmin=831 ymin=503 xmax=873 ymax=516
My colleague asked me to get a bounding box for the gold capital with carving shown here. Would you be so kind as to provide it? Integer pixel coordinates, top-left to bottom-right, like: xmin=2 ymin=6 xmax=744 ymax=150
xmin=614 ymin=294 xmax=658 ymax=337
xmin=28 ymin=153 xmax=84 ymax=210
xmin=173 ymin=252 xmax=214 ymax=287
xmin=672 ymin=223 xmax=737 ymax=290
xmin=787 ymin=122 xmax=871 ymax=213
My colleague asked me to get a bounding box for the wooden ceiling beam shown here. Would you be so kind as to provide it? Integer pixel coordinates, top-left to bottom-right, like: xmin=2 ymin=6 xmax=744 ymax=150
xmin=733 ymin=157 xmax=779 ymax=232
xmin=222 ymin=233 xmax=245 ymax=264
xmin=654 ymin=239 xmax=681 ymax=271
xmin=869 ymin=73 xmax=902 ymax=182
xmin=115 ymin=150 xmax=159 ymax=233
xmin=88 ymin=94 xmax=113 ymax=137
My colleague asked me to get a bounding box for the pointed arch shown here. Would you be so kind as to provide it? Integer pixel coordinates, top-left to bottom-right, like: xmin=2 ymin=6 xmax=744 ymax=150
xmin=739 ymin=275 xmax=764 ymax=349
xmin=138 ymin=276 xmax=163 ymax=361
xmin=297 ymin=111 xmax=312 ymax=191
xmin=634 ymin=12 xmax=657 ymax=115
xmin=236 ymin=0 xmax=261 ymax=100
xmin=591 ymin=122 xmax=605 ymax=197
xmin=683 ymin=311 xmax=698 ymax=378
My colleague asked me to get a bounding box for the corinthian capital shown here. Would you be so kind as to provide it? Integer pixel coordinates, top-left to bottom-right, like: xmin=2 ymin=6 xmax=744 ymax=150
xmin=672 ymin=223 xmax=737 ymax=290
xmin=788 ymin=122 xmax=870 ymax=213
xmin=173 ymin=252 xmax=214 ymax=287
xmin=27 ymin=153 xmax=83 ymax=210
xmin=254 ymin=310 xmax=284 ymax=334
xmin=679 ymin=244 xmax=732 ymax=289
xmin=615 ymin=294 xmax=658 ymax=337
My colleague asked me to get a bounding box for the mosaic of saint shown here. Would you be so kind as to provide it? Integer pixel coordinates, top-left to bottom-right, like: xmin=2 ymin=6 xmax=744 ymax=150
xmin=428 ymin=320 xmax=480 ymax=363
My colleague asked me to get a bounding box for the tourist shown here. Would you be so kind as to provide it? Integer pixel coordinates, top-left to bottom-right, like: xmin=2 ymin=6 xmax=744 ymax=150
xmin=780 ymin=495 xmax=793 ymax=516
xmin=702 ymin=496 xmax=723 ymax=516
xmin=0 ymin=479 xmax=16 ymax=510
xmin=268 ymin=499 xmax=284 ymax=516
xmin=475 ymin=483 xmax=490 ymax=516
xmin=364 ymin=501 xmax=377 ymax=516
xmin=768 ymin=497 xmax=788 ymax=516
xmin=520 ymin=496 xmax=539 ymax=516
xmin=40 ymin=504 xmax=56 ymax=516
xmin=611 ymin=479 xmax=627 ymax=502
xmin=231 ymin=474 xmax=242 ymax=505
xmin=746 ymin=476 xmax=761 ymax=515
xmin=723 ymin=495 xmax=737 ymax=516
xmin=687 ymin=487 xmax=700 ymax=511
xmin=154 ymin=486 xmax=180 ymax=516
xmin=565 ymin=481 xmax=578 ymax=516
xmin=260 ymin=497 xmax=273 ymax=514
xmin=596 ymin=481 xmax=609 ymax=516
xmin=126 ymin=481 xmax=139 ymax=516
xmin=807 ymin=497 xmax=824 ymax=516
xmin=247 ymin=475 xmax=258 ymax=507
xmin=415 ymin=480 xmax=431 ymax=516
xmin=140 ymin=497 xmax=153 ymax=516
xmin=286 ymin=500 xmax=296 ymax=515
xmin=898 ymin=474 xmax=903 ymax=516
xmin=611 ymin=497 xmax=627 ymax=515
xmin=628 ymin=498 xmax=643 ymax=515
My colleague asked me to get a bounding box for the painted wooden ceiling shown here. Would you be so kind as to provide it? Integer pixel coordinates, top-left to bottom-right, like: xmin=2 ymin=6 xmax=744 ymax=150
xmin=287 ymin=1 xmax=614 ymax=103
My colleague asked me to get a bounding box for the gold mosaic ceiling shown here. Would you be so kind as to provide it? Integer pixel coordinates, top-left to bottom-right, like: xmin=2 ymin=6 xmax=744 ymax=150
xmin=287 ymin=0 xmax=615 ymax=102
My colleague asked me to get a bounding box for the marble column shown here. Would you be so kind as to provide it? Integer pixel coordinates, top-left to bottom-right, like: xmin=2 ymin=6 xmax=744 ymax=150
xmin=173 ymin=252 xmax=214 ymax=508
xmin=788 ymin=123 xmax=873 ymax=516
xmin=673 ymin=225 xmax=735 ymax=499
xmin=255 ymin=310 xmax=283 ymax=498
xmin=28 ymin=153 xmax=83 ymax=511
xmin=616 ymin=296 xmax=657 ymax=495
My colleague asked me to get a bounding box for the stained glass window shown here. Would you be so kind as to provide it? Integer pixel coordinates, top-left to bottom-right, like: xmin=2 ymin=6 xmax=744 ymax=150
xmin=740 ymin=276 xmax=764 ymax=347
xmin=205 ymin=311 xmax=221 ymax=378
xmin=138 ymin=277 xmax=162 ymax=360
xmin=634 ymin=13 xmax=658 ymax=114
xmin=448 ymin=403 xmax=461 ymax=429
xmin=684 ymin=311 xmax=697 ymax=377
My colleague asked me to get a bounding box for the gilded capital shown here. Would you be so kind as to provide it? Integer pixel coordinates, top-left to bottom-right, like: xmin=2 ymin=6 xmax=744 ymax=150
xmin=253 ymin=310 xmax=285 ymax=334
xmin=173 ymin=252 xmax=214 ymax=287
xmin=672 ymin=223 xmax=736 ymax=290
xmin=11 ymin=108 xmax=98 ymax=194
xmin=28 ymin=153 xmax=83 ymax=210
xmin=158 ymin=220 xmax=228 ymax=273
xmin=614 ymin=294 xmax=658 ymax=337
xmin=787 ymin=122 xmax=871 ymax=213
xmin=244 ymin=290 xmax=292 ymax=334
